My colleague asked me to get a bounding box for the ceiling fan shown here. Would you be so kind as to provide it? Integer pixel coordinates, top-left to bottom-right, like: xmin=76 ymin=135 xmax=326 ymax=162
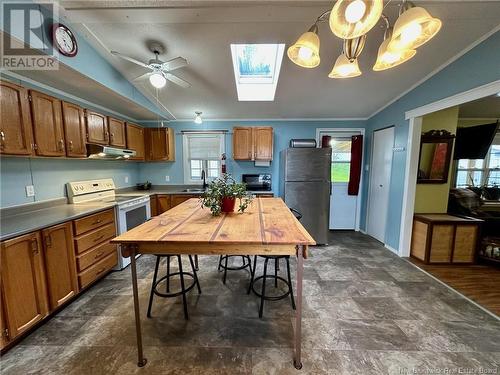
xmin=111 ymin=42 xmax=191 ymax=89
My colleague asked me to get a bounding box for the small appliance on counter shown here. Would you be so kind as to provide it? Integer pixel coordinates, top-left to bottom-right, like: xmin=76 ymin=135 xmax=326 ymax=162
xmin=136 ymin=181 xmax=152 ymax=190
xmin=242 ymin=174 xmax=272 ymax=191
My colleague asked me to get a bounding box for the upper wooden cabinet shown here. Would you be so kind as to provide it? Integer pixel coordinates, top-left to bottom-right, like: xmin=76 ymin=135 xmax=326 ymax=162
xmin=29 ymin=90 xmax=65 ymax=157
xmin=85 ymin=110 xmax=108 ymax=145
xmin=62 ymin=101 xmax=86 ymax=158
xmin=108 ymin=117 xmax=126 ymax=148
xmin=0 ymin=232 xmax=49 ymax=340
xmin=0 ymin=81 xmax=33 ymax=156
xmin=146 ymin=127 xmax=175 ymax=161
xmin=126 ymin=123 xmax=145 ymax=160
xmin=233 ymin=127 xmax=253 ymax=160
xmin=41 ymin=222 xmax=78 ymax=311
xmin=233 ymin=126 xmax=273 ymax=161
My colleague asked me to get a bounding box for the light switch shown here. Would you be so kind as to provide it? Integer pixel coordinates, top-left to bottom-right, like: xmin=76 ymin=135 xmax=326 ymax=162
xmin=25 ymin=185 xmax=35 ymax=197
xmin=125 ymin=176 xmax=129 ymax=183
xmin=165 ymin=176 xmax=170 ymax=182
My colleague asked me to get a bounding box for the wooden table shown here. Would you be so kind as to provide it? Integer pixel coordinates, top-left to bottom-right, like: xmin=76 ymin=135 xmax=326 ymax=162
xmin=112 ymin=197 xmax=315 ymax=369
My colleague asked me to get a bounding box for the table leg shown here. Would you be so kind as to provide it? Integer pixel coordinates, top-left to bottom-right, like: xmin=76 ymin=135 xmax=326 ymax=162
xmin=294 ymin=245 xmax=304 ymax=370
xmin=130 ymin=246 xmax=147 ymax=367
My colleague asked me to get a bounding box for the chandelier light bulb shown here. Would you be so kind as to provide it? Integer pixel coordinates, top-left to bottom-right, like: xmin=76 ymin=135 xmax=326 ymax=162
xmin=345 ymin=0 xmax=367 ymax=23
xmin=298 ymin=46 xmax=314 ymax=60
xmin=149 ymin=72 xmax=167 ymax=89
xmin=400 ymin=22 xmax=423 ymax=46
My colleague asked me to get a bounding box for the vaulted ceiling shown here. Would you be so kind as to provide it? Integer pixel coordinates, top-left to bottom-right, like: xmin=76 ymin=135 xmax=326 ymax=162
xmin=61 ymin=0 xmax=500 ymax=120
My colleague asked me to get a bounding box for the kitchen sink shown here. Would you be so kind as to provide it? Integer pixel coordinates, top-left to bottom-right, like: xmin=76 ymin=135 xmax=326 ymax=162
xmin=182 ymin=189 xmax=205 ymax=193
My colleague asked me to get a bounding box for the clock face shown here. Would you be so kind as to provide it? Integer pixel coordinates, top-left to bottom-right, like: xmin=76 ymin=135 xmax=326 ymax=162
xmin=52 ymin=24 xmax=78 ymax=57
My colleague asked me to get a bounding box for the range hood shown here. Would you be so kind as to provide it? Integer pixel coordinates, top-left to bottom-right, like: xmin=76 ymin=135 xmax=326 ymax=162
xmin=87 ymin=144 xmax=136 ymax=160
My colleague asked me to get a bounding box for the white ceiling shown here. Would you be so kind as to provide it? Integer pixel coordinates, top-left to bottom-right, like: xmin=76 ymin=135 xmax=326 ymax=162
xmin=60 ymin=0 xmax=500 ymax=121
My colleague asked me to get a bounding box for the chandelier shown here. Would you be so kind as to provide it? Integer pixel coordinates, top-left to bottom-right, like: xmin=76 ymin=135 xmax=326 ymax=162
xmin=287 ymin=0 xmax=442 ymax=78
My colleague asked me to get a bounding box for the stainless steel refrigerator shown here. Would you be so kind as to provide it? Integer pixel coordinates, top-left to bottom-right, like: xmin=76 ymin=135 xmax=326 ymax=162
xmin=280 ymin=148 xmax=331 ymax=245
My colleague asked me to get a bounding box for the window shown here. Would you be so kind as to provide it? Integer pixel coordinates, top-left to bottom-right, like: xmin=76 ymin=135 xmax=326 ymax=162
xmin=331 ymin=138 xmax=352 ymax=183
xmin=455 ymin=134 xmax=500 ymax=187
xmin=230 ymin=43 xmax=285 ymax=101
xmin=183 ymin=132 xmax=225 ymax=184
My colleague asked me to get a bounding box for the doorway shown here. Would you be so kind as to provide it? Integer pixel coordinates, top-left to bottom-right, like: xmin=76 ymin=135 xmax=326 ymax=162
xmin=317 ymin=129 xmax=364 ymax=230
xmin=367 ymin=126 xmax=395 ymax=243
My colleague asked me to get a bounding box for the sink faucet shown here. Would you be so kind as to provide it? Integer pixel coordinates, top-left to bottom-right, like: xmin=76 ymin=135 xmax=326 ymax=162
xmin=201 ymin=169 xmax=208 ymax=189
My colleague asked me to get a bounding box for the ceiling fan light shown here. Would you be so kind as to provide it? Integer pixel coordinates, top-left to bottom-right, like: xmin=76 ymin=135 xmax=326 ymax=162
xmin=287 ymin=27 xmax=321 ymax=68
xmin=328 ymin=54 xmax=362 ymax=79
xmin=149 ymin=72 xmax=167 ymax=88
xmin=329 ymin=0 xmax=383 ymax=39
xmin=373 ymin=38 xmax=416 ymax=71
xmin=388 ymin=6 xmax=442 ymax=52
xmin=194 ymin=111 xmax=203 ymax=124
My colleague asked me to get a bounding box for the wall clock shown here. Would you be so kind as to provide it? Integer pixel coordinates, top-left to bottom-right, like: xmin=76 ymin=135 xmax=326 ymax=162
xmin=52 ymin=23 xmax=78 ymax=57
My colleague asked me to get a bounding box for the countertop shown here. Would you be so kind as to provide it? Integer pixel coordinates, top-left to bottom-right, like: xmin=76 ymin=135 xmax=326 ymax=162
xmin=0 ymin=186 xmax=275 ymax=241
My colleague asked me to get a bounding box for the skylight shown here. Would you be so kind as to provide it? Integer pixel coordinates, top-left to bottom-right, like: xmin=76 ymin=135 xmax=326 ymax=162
xmin=230 ymin=43 xmax=285 ymax=101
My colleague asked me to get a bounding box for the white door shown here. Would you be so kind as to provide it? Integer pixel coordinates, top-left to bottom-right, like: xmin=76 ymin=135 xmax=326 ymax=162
xmin=320 ymin=133 xmax=361 ymax=230
xmin=367 ymin=127 xmax=394 ymax=243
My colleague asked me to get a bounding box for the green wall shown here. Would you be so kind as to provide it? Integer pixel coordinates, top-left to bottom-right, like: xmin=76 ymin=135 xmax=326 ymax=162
xmin=414 ymin=106 xmax=459 ymax=213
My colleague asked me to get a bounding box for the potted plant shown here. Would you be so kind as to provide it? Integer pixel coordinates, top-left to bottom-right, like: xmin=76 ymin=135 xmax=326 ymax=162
xmin=200 ymin=173 xmax=253 ymax=216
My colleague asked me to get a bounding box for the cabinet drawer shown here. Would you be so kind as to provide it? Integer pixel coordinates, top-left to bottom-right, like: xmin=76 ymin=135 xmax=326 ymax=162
xmin=78 ymin=252 xmax=117 ymax=289
xmin=77 ymin=242 xmax=116 ymax=272
xmin=75 ymin=223 xmax=115 ymax=254
xmin=74 ymin=209 xmax=115 ymax=236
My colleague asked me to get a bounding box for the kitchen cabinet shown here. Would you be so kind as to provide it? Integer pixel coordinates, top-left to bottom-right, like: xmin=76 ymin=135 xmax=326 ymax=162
xmin=233 ymin=126 xmax=273 ymax=161
xmin=41 ymin=222 xmax=78 ymax=311
xmin=85 ymin=110 xmax=108 ymax=145
xmin=233 ymin=127 xmax=253 ymax=160
xmin=171 ymin=194 xmax=198 ymax=208
xmin=157 ymin=194 xmax=172 ymax=214
xmin=29 ymin=90 xmax=65 ymax=157
xmin=150 ymin=195 xmax=158 ymax=216
xmin=126 ymin=123 xmax=145 ymax=160
xmin=0 ymin=81 xmax=33 ymax=156
xmin=253 ymin=127 xmax=273 ymax=160
xmin=108 ymin=117 xmax=126 ymax=148
xmin=0 ymin=232 xmax=49 ymax=340
xmin=1 ymin=296 xmax=8 ymax=349
xmin=62 ymin=101 xmax=87 ymax=157
xmin=146 ymin=127 xmax=175 ymax=161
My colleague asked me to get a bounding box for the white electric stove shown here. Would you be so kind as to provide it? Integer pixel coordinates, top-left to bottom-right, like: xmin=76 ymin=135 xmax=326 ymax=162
xmin=67 ymin=178 xmax=151 ymax=270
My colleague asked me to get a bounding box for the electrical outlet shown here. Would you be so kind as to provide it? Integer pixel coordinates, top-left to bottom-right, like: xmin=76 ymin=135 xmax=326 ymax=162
xmin=165 ymin=175 xmax=170 ymax=182
xmin=25 ymin=185 xmax=35 ymax=197
xmin=125 ymin=176 xmax=129 ymax=184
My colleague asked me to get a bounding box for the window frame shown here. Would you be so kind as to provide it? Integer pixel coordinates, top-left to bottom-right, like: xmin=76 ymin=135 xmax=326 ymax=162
xmin=182 ymin=132 xmax=225 ymax=185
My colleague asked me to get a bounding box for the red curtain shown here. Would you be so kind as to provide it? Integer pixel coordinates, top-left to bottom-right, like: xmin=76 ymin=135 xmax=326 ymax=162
xmin=348 ymin=135 xmax=363 ymax=196
xmin=321 ymin=135 xmax=331 ymax=148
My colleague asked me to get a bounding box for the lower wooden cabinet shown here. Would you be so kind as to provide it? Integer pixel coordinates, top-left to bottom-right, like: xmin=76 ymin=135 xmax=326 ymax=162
xmin=171 ymin=194 xmax=197 ymax=208
xmin=41 ymin=222 xmax=78 ymax=311
xmin=0 ymin=299 xmax=8 ymax=350
xmin=157 ymin=194 xmax=172 ymax=214
xmin=0 ymin=232 xmax=49 ymax=341
xmin=78 ymin=252 xmax=117 ymax=290
xmin=150 ymin=195 xmax=158 ymax=216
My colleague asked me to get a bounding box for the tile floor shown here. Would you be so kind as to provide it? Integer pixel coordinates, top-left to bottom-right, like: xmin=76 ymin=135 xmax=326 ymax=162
xmin=1 ymin=232 xmax=499 ymax=374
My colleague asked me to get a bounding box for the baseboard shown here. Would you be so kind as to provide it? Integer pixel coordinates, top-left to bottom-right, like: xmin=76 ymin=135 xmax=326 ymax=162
xmin=384 ymin=244 xmax=399 ymax=255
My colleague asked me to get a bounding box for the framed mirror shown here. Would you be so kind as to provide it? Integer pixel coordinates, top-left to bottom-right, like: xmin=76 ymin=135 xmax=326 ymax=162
xmin=417 ymin=130 xmax=455 ymax=184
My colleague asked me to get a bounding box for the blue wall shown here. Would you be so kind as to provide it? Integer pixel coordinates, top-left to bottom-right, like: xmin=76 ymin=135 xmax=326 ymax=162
xmin=0 ymin=158 xmax=140 ymax=207
xmin=365 ymin=31 xmax=500 ymax=250
xmin=139 ymin=119 xmax=367 ymax=193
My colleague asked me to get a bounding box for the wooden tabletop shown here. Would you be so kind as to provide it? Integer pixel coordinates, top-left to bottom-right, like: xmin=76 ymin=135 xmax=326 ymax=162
xmin=112 ymin=198 xmax=315 ymax=257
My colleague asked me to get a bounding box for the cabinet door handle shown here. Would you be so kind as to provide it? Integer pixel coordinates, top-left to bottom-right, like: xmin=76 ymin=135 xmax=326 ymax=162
xmin=94 ymin=251 xmax=105 ymax=259
xmin=31 ymin=238 xmax=39 ymax=254
xmin=105 ymin=131 xmax=109 ymax=142
xmin=92 ymin=219 xmax=102 ymax=225
xmin=45 ymin=234 xmax=52 ymax=248
xmin=59 ymin=139 xmax=65 ymax=151
xmin=0 ymin=130 xmax=5 ymax=149
xmin=96 ymin=267 xmax=106 ymax=275
xmin=93 ymin=234 xmax=106 ymax=243
xmin=68 ymin=140 xmax=73 ymax=151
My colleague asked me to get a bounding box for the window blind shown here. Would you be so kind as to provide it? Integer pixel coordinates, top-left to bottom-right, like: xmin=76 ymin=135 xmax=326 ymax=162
xmin=185 ymin=133 xmax=224 ymax=160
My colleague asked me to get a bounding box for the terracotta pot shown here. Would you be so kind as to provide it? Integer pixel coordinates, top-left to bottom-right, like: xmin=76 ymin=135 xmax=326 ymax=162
xmin=221 ymin=197 xmax=236 ymax=212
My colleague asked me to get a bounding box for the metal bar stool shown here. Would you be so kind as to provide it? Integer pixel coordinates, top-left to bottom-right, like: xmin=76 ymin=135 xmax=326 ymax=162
xmin=217 ymin=255 xmax=252 ymax=284
xmin=247 ymin=207 xmax=302 ymax=318
xmin=147 ymin=255 xmax=201 ymax=320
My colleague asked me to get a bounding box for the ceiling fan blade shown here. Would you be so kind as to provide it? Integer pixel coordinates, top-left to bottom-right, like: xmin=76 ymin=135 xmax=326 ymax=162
xmin=161 ymin=57 xmax=188 ymax=71
xmin=165 ymin=73 xmax=191 ymax=88
xmin=110 ymin=51 xmax=150 ymax=69
xmin=132 ymin=72 xmax=151 ymax=81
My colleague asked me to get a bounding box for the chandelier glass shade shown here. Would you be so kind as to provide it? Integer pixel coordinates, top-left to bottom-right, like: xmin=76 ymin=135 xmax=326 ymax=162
xmin=287 ymin=25 xmax=321 ymax=68
xmin=329 ymin=54 xmax=362 ymax=78
xmin=149 ymin=72 xmax=167 ymax=88
xmin=373 ymin=28 xmax=416 ymax=71
xmin=388 ymin=6 xmax=442 ymax=52
xmin=329 ymin=0 xmax=384 ymax=39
